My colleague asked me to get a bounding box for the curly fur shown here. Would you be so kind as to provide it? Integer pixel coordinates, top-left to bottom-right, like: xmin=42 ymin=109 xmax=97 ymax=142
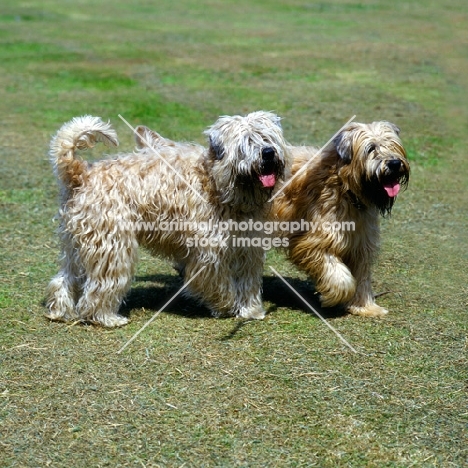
xmin=46 ymin=112 xmax=290 ymax=327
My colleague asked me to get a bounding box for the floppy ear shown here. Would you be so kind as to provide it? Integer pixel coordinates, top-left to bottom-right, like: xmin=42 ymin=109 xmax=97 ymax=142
xmin=269 ymin=112 xmax=282 ymax=130
xmin=208 ymin=135 xmax=225 ymax=160
xmin=382 ymin=121 xmax=401 ymax=135
xmin=333 ymin=130 xmax=353 ymax=163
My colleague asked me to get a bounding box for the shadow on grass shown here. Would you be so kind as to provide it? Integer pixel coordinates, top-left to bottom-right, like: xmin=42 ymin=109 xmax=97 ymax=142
xmin=263 ymin=275 xmax=346 ymax=320
xmin=41 ymin=272 xmax=346 ymax=338
xmin=120 ymin=273 xmax=347 ymax=324
xmin=120 ymin=272 xmax=212 ymax=319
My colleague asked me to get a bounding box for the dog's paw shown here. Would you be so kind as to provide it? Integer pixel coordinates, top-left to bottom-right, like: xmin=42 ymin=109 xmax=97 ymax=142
xmin=236 ymin=305 xmax=266 ymax=320
xmin=347 ymin=304 xmax=388 ymax=317
xmin=91 ymin=313 xmax=129 ymax=328
xmin=316 ymin=263 xmax=356 ymax=307
xmin=319 ymin=259 xmax=356 ymax=307
xmin=45 ymin=303 xmax=80 ymax=323
xmin=44 ymin=309 xmax=77 ymax=323
xmin=46 ymin=276 xmax=78 ymax=321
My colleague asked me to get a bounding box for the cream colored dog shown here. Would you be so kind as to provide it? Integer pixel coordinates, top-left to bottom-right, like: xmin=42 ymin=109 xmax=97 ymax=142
xmin=46 ymin=112 xmax=290 ymax=327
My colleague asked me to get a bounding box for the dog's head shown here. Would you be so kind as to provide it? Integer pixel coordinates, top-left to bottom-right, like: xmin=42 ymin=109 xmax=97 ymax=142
xmin=204 ymin=111 xmax=290 ymax=210
xmin=333 ymin=121 xmax=410 ymax=216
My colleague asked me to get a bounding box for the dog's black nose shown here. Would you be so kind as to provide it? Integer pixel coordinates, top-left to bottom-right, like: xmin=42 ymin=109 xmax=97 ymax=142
xmin=387 ymin=159 xmax=401 ymax=171
xmin=262 ymin=147 xmax=275 ymax=161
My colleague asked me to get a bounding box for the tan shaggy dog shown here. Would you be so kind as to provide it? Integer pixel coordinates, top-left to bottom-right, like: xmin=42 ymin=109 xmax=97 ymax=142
xmin=46 ymin=112 xmax=290 ymax=327
xmin=274 ymin=121 xmax=410 ymax=317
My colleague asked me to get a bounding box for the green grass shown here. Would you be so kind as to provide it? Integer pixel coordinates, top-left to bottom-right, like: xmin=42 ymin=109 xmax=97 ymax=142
xmin=1 ymin=0 xmax=467 ymax=466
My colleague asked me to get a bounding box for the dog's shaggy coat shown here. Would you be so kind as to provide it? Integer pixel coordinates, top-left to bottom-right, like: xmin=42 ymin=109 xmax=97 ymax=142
xmin=274 ymin=121 xmax=410 ymax=317
xmin=46 ymin=112 xmax=290 ymax=327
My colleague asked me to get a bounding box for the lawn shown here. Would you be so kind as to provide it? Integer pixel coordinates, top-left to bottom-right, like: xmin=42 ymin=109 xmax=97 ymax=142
xmin=0 ymin=1 xmax=467 ymax=466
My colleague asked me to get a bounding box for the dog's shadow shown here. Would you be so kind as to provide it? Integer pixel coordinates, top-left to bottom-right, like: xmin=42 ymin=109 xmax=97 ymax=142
xmin=120 ymin=273 xmax=212 ymax=319
xmin=120 ymin=273 xmax=346 ymax=321
xmin=262 ymin=275 xmax=346 ymax=319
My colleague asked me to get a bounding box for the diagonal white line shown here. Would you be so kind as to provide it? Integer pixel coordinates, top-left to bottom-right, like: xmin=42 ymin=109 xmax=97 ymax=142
xmin=118 ymin=114 xmax=208 ymax=204
xmin=117 ymin=265 xmax=207 ymax=354
xmin=269 ymin=115 xmax=356 ymax=203
xmin=269 ymin=266 xmax=357 ymax=353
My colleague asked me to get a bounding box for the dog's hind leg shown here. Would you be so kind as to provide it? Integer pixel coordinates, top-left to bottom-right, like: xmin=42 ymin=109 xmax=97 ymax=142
xmin=45 ymin=232 xmax=82 ymax=322
xmin=75 ymin=231 xmax=139 ymax=327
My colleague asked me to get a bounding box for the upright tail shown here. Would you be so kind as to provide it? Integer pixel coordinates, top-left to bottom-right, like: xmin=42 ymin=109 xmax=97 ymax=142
xmin=134 ymin=124 xmax=173 ymax=149
xmin=50 ymin=115 xmax=119 ymax=188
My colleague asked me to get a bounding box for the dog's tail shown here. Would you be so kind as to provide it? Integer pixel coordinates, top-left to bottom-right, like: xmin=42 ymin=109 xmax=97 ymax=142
xmin=133 ymin=125 xmax=179 ymax=150
xmin=50 ymin=115 xmax=119 ymax=188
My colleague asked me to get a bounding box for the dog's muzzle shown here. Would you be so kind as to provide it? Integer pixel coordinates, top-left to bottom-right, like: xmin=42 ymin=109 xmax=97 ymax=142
xmin=382 ymin=159 xmax=404 ymax=198
xmin=258 ymin=147 xmax=279 ymax=188
xmin=387 ymin=159 xmax=401 ymax=172
xmin=262 ymin=147 xmax=275 ymax=161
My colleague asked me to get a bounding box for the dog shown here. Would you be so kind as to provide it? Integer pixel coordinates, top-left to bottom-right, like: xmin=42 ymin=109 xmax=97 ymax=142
xmin=46 ymin=111 xmax=289 ymax=327
xmin=274 ymin=121 xmax=410 ymax=317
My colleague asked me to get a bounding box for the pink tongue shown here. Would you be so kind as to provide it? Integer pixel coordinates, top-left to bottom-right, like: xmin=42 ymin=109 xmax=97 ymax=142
xmin=259 ymin=173 xmax=276 ymax=188
xmin=383 ymin=181 xmax=401 ymax=197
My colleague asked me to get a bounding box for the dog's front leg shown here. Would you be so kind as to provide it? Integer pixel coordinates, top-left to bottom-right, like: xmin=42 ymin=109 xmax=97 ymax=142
xmin=183 ymin=260 xmax=237 ymax=318
xmin=317 ymin=253 xmax=357 ymax=307
xmin=230 ymin=247 xmax=266 ymax=320
xmin=346 ymin=261 xmax=388 ymax=317
xmin=290 ymin=243 xmax=356 ymax=307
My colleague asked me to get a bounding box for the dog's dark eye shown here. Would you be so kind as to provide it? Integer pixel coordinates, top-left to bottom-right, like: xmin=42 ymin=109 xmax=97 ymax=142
xmin=212 ymin=144 xmax=224 ymax=160
xmin=367 ymin=144 xmax=376 ymax=155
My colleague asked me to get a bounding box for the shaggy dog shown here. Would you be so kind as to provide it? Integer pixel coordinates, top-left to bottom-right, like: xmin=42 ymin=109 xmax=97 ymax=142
xmin=46 ymin=112 xmax=290 ymax=327
xmin=274 ymin=121 xmax=410 ymax=317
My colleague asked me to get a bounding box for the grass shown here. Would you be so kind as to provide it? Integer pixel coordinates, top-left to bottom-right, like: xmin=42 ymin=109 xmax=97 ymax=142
xmin=1 ymin=0 xmax=467 ymax=466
